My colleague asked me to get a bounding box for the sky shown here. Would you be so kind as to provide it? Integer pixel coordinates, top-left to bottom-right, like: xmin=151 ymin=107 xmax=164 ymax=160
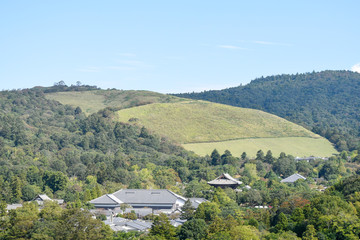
xmin=1 ymin=1 xmax=360 ymax=93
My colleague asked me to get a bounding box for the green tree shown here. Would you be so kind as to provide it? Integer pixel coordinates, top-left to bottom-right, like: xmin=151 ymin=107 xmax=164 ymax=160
xmin=211 ymin=149 xmax=221 ymax=165
xmin=265 ymin=150 xmax=275 ymax=164
xmin=180 ymin=199 xmax=195 ymax=220
xmin=221 ymin=150 xmax=237 ymax=165
xmin=10 ymin=176 xmax=22 ymax=203
xmin=275 ymin=212 xmax=288 ymax=232
xmin=150 ymin=213 xmax=176 ymax=240
xmin=243 ymin=163 xmax=259 ymax=182
xmin=6 ymin=202 xmax=39 ymax=239
xmin=273 ymin=157 xmax=296 ymax=177
xmin=184 ymin=180 xmax=211 ymax=198
xmin=231 ymin=225 xmax=260 ymax=240
xmin=194 ymin=201 xmax=221 ymax=222
xmin=83 ymin=189 xmax=92 ymax=202
xmin=256 ymin=150 xmax=264 ymax=161
xmin=21 ymin=184 xmax=41 ymax=201
xmin=57 ymin=208 xmax=112 ymax=240
xmin=302 ymin=225 xmax=318 ymax=240
xmin=43 ymin=171 xmax=68 ymax=192
xmin=178 ymin=218 xmax=207 ymax=240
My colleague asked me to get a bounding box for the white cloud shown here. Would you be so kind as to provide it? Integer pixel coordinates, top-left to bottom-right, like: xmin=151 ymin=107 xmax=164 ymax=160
xmin=351 ymin=63 xmax=360 ymax=73
xmin=218 ymin=45 xmax=246 ymax=50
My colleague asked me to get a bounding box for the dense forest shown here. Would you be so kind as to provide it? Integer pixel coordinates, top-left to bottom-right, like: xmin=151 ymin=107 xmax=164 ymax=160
xmin=1 ymin=84 xmax=360 ymax=239
xmin=175 ymin=70 xmax=360 ymax=152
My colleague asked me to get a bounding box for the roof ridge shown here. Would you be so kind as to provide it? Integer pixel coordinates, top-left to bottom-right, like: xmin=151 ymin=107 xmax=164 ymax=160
xmin=166 ymin=189 xmax=187 ymax=201
xmin=107 ymin=194 xmax=123 ymax=204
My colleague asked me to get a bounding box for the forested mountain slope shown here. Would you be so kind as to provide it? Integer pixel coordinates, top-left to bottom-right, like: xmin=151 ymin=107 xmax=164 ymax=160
xmin=0 ymin=86 xmax=206 ymax=204
xmin=175 ymin=70 xmax=360 ymax=151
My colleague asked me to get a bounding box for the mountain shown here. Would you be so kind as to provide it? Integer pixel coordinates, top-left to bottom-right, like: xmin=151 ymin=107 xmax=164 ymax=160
xmin=174 ymin=70 xmax=360 ymax=152
xmin=46 ymin=88 xmax=336 ymax=157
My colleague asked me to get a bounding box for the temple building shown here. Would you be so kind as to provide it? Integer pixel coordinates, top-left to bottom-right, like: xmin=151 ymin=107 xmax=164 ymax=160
xmin=207 ymin=173 xmax=242 ymax=188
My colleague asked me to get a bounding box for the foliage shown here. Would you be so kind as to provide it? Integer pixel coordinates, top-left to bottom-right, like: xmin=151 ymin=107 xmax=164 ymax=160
xmin=180 ymin=199 xmax=195 ymax=220
xmin=149 ymin=213 xmax=177 ymax=240
xmin=194 ymin=201 xmax=221 ymax=222
xmin=178 ymin=218 xmax=207 ymax=240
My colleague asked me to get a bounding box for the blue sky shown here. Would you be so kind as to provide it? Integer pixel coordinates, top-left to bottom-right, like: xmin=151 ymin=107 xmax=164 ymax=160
xmin=1 ymin=1 xmax=359 ymax=93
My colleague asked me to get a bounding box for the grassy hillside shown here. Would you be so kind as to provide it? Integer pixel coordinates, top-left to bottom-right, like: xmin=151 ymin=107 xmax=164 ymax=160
xmin=183 ymin=137 xmax=337 ymax=158
xmin=116 ymin=101 xmax=319 ymax=143
xmin=46 ymin=90 xmax=185 ymax=115
xmin=115 ymin=100 xmax=337 ymax=156
xmin=175 ymin=70 xmax=360 ymax=152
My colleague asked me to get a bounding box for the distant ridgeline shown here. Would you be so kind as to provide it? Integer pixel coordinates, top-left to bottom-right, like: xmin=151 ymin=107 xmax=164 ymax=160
xmin=174 ymin=70 xmax=360 ymax=152
xmin=34 ymin=80 xmax=100 ymax=93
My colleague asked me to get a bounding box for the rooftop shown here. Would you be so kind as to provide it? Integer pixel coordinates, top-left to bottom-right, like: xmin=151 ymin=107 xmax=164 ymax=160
xmin=280 ymin=173 xmax=306 ymax=183
xmin=112 ymin=189 xmax=186 ymax=204
xmin=208 ymin=173 xmax=242 ymax=186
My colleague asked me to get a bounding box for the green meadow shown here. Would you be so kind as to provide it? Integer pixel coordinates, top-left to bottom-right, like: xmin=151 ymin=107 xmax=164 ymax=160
xmin=116 ymin=101 xmax=319 ymax=143
xmin=183 ymin=137 xmax=337 ymax=158
xmin=45 ymin=90 xmax=184 ymax=115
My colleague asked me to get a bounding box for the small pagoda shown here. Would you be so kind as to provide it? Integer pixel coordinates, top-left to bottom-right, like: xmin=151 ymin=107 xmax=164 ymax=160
xmin=207 ymin=173 xmax=242 ymax=189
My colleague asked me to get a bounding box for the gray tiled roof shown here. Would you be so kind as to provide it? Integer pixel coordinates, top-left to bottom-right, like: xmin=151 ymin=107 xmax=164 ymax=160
xmin=113 ymin=189 xmax=186 ymax=205
xmin=170 ymin=219 xmax=186 ymax=227
xmin=280 ymin=173 xmax=306 ymax=183
xmin=6 ymin=204 xmax=22 ymax=211
xmin=124 ymin=208 xmax=153 ymax=216
xmin=208 ymin=173 xmax=242 ymax=185
xmin=90 ymin=194 xmax=123 ymax=206
xmin=188 ymin=198 xmax=208 ymax=208
xmin=38 ymin=194 xmax=52 ymax=201
xmin=105 ymin=217 xmax=152 ymax=232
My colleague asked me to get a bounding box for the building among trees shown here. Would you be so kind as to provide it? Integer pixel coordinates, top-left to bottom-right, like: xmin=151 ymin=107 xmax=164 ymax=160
xmin=207 ymin=173 xmax=242 ymax=188
xmin=90 ymin=189 xmax=187 ymax=211
xmin=280 ymin=173 xmax=306 ymax=183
